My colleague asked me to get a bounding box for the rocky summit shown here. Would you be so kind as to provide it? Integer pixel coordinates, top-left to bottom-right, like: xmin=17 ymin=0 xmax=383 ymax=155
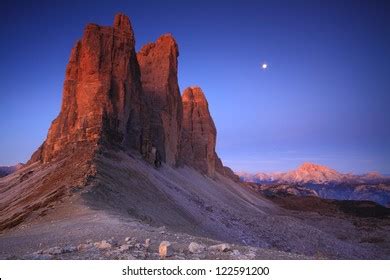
xmin=30 ymin=13 xmax=150 ymax=164
xmin=239 ymin=162 xmax=390 ymax=185
xmin=180 ymin=87 xmax=218 ymax=176
xmin=0 ymin=13 xmax=389 ymax=260
xmin=239 ymin=163 xmax=390 ymax=207
xmin=137 ymin=34 xmax=182 ymax=166
xmin=0 ymin=13 xmax=236 ymax=236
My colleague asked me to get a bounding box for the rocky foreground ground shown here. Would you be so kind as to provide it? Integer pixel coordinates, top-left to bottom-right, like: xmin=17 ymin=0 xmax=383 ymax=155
xmin=1 ymin=183 xmax=389 ymax=260
xmin=18 ymin=235 xmax=306 ymax=260
xmin=0 ymin=206 xmax=306 ymax=260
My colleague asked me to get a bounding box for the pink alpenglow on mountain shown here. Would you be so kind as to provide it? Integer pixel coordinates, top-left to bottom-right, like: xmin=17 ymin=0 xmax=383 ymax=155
xmin=285 ymin=162 xmax=345 ymax=184
xmin=239 ymin=162 xmax=389 ymax=185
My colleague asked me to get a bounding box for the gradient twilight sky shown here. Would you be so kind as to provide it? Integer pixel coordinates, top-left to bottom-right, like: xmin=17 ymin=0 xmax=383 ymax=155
xmin=0 ymin=0 xmax=389 ymax=174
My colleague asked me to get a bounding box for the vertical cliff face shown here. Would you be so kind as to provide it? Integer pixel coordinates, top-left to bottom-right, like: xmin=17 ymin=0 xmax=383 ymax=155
xmin=2 ymin=12 xmax=244 ymax=238
xmin=27 ymin=13 xmax=237 ymax=181
xmin=179 ymin=86 xmax=240 ymax=181
xmin=137 ymin=34 xmax=182 ymax=166
xmin=32 ymin=14 xmax=149 ymax=163
xmin=180 ymin=87 xmax=217 ymax=176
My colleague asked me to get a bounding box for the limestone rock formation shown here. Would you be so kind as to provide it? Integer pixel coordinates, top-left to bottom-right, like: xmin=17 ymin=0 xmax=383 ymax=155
xmin=180 ymin=87 xmax=218 ymax=176
xmin=179 ymin=86 xmax=239 ymax=180
xmin=30 ymin=13 xmax=150 ymax=163
xmin=137 ymin=34 xmax=182 ymax=166
xmin=27 ymin=13 xmax=237 ymax=180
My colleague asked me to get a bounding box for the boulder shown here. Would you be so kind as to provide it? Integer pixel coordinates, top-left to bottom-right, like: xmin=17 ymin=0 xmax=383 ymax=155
xmin=118 ymin=244 xmax=131 ymax=252
xmin=188 ymin=242 xmax=205 ymax=254
xmin=77 ymin=243 xmax=93 ymax=251
xmin=159 ymin=241 xmax=173 ymax=258
xmin=145 ymin=238 xmax=151 ymax=248
xmin=208 ymin=243 xmax=231 ymax=252
xmin=42 ymin=246 xmax=63 ymax=255
xmin=94 ymin=240 xmax=112 ymax=250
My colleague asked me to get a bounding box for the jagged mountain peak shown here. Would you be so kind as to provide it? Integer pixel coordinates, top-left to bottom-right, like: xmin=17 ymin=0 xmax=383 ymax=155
xmin=1 ymin=13 xmax=237 ymax=232
xmin=297 ymin=162 xmax=335 ymax=172
xmin=240 ymin=162 xmax=388 ymax=185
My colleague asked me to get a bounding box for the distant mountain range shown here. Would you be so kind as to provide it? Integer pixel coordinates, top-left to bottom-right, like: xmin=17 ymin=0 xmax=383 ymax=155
xmin=0 ymin=163 xmax=24 ymax=178
xmin=238 ymin=162 xmax=390 ymax=185
xmin=239 ymin=163 xmax=390 ymax=207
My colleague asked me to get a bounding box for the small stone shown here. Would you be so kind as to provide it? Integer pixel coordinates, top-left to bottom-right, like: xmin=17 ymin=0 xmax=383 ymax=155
xmin=108 ymin=238 xmax=118 ymax=246
xmin=188 ymin=242 xmax=205 ymax=254
xmin=125 ymin=237 xmax=131 ymax=242
xmin=119 ymin=244 xmax=131 ymax=252
xmin=231 ymin=249 xmax=240 ymax=256
xmin=62 ymin=245 xmax=77 ymax=253
xmin=145 ymin=239 xmax=151 ymax=248
xmin=126 ymin=237 xmax=137 ymax=245
xmin=94 ymin=240 xmax=112 ymax=250
xmin=208 ymin=243 xmax=231 ymax=252
xmin=43 ymin=246 xmax=63 ymax=255
xmin=159 ymin=241 xmax=173 ymax=258
xmin=104 ymin=251 xmax=112 ymax=257
xmin=77 ymin=243 xmax=93 ymax=251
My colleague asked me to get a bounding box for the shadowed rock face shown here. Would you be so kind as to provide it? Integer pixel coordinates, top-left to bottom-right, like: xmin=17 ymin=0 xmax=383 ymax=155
xmin=137 ymin=34 xmax=182 ymax=166
xmin=30 ymin=13 xmax=150 ymax=163
xmin=180 ymin=87 xmax=217 ymax=176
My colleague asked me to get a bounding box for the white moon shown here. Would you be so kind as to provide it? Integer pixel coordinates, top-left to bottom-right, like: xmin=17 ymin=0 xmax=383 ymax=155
xmin=262 ymin=63 xmax=268 ymax=69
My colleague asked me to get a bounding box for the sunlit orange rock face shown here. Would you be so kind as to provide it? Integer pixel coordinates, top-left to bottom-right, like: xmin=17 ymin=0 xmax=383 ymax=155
xmin=28 ymin=13 xmax=238 ymax=181
xmin=180 ymin=87 xmax=218 ymax=176
xmin=179 ymin=86 xmax=240 ymax=180
xmin=137 ymin=34 xmax=182 ymax=166
xmin=31 ymin=14 xmax=150 ymax=163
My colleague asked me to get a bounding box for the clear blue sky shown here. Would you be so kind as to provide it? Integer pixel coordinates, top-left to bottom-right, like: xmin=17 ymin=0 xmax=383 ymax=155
xmin=0 ymin=0 xmax=389 ymax=174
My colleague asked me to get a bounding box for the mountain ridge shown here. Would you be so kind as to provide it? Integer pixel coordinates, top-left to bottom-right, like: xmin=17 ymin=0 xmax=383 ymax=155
xmin=238 ymin=162 xmax=390 ymax=185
